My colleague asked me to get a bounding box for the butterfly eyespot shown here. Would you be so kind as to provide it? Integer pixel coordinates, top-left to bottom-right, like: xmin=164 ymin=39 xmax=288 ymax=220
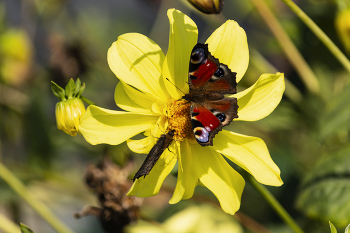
xmin=194 ymin=130 xmax=202 ymax=136
xmin=191 ymin=48 xmax=206 ymax=64
xmin=193 ymin=127 xmax=209 ymax=142
xmin=216 ymin=113 xmax=226 ymax=122
xmin=214 ymin=68 xmax=224 ymax=77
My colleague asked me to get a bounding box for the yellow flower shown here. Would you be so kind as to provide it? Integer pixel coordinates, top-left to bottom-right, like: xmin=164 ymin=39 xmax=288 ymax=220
xmin=126 ymin=205 xmax=243 ymax=233
xmin=335 ymin=6 xmax=350 ymax=53
xmin=0 ymin=29 xmax=33 ymax=86
xmin=79 ymin=9 xmax=284 ymax=215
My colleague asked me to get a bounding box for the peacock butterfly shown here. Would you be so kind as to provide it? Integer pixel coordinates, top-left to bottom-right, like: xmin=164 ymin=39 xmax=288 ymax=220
xmin=183 ymin=43 xmax=238 ymax=146
xmin=133 ymin=43 xmax=238 ymax=181
xmin=132 ymin=130 xmax=175 ymax=181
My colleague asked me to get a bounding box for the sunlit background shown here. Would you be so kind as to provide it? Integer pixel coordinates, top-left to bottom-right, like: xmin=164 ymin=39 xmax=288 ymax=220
xmin=1 ymin=0 xmax=350 ymax=232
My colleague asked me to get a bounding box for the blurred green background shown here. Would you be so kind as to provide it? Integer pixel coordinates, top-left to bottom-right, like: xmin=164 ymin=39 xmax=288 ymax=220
xmin=1 ymin=0 xmax=350 ymax=232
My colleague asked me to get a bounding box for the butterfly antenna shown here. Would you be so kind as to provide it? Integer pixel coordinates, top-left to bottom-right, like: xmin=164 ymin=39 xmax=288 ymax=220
xmin=165 ymin=78 xmax=186 ymax=95
xmin=156 ymin=123 xmax=166 ymax=134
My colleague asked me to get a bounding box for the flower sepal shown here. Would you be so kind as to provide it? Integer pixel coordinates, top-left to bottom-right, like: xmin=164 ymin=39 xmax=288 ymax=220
xmin=51 ymin=78 xmax=85 ymax=101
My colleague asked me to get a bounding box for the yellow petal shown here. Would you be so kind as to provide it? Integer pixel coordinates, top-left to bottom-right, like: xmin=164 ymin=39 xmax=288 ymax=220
xmin=79 ymin=105 xmax=158 ymax=145
xmin=108 ymin=33 xmax=169 ymax=100
xmin=163 ymin=9 xmax=198 ymax=99
xmin=195 ymin=145 xmax=245 ymax=215
xmin=170 ymin=141 xmax=245 ymax=215
xmin=127 ymin=136 xmax=155 ymax=154
xmin=127 ymin=142 xmax=177 ymax=197
xmin=213 ymin=130 xmax=283 ymax=186
xmin=206 ymin=20 xmax=249 ymax=83
xmin=232 ymin=73 xmax=285 ymax=122
xmin=127 ymin=116 xmax=168 ymax=153
xmin=115 ymin=81 xmax=158 ymax=114
xmin=170 ymin=140 xmax=197 ymax=203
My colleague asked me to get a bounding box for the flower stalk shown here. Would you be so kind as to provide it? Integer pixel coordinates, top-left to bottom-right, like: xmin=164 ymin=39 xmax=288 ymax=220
xmin=80 ymin=96 xmax=95 ymax=106
xmin=241 ymin=170 xmax=305 ymax=233
xmin=280 ymin=0 xmax=350 ymax=74
xmin=250 ymin=49 xmax=303 ymax=104
xmin=0 ymin=213 xmax=20 ymax=233
xmin=0 ymin=162 xmax=74 ymax=233
xmin=250 ymin=0 xmax=320 ymax=95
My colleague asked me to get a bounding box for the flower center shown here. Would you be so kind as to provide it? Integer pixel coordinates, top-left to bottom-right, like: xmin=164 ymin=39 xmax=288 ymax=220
xmin=166 ymin=99 xmax=194 ymax=141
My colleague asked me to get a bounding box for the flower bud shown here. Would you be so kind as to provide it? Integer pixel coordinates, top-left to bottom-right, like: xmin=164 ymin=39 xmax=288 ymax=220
xmin=51 ymin=78 xmax=87 ymax=136
xmin=335 ymin=6 xmax=350 ymax=53
xmin=187 ymin=0 xmax=224 ymax=14
xmin=55 ymin=98 xmax=85 ymax=136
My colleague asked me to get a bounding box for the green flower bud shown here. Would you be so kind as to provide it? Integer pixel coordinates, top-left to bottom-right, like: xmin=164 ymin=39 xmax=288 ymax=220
xmin=187 ymin=0 xmax=224 ymax=14
xmin=51 ymin=78 xmax=87 ymax=136
xmin=335 ymin=6 xmax=350 ymax=53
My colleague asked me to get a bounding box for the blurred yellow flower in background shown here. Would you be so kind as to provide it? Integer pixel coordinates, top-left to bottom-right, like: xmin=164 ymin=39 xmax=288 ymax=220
xmin=186 ymin=0 xmax=224 ymax=14
xmin=79 ymin=9 xmax=284 ymax=215
xmin=336 ymin=6 xmax=350 ymax=53
xmin=126 ymin=205 xmax=243 ymax=233
xmin=0 ymin=29 xmax=33 ymax=86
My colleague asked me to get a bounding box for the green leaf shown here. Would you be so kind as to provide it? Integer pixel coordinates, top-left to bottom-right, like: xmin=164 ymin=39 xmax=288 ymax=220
xmin=20 ymin=223 xmax=34 ymax=233
xmin=320 ymin=83 xmax=350 ymax=140
xmin=296 ymin=146 xmax=350 ymax=227
xmin=330 ymin=222 xmax=337 ymax=233
xmin=51 ymin=81 xmax=66 ymax=101
xmin=73 ymin=78 xmax=81 ymax=97
xmin=65 ymin=78 xmax=76 ymax=99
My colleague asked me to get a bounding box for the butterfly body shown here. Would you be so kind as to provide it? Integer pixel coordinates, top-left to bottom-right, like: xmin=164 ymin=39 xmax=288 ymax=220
xmin=132 ymin=130 xmax=175 ymax=182
xmin=183 ymin=43 xmax=238 ymax=146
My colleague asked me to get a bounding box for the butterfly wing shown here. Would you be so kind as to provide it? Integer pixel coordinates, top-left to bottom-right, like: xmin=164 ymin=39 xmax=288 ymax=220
xmin=132 ymin=130 xmax=175 ymax=181
xmin=186 ymin=43 xmax=239 ymax=146
xmin=191 ymin=98 xmax=238 ymax=146
xmin=188 ymin=43 xmax=237 ymax=94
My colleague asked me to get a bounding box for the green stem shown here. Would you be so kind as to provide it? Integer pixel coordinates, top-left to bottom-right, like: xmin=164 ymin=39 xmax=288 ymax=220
xmin=0 ymin=162 xmax=74 ymax=233
xmin=250 ymin=0 xmax=320 ymax=95
xmin=0 ymin=213 xmax=20 ymax=233
xmin=280 ymin=0 xmax=350 ymax=73
xmin=81 ymin=96 xmax=96 ymax=106
xmin=250 ymin=49 xmax=303 ymax=104
xmin=242 ymin=171 xmax=304 ymax=233
xmin=335 ymin=0 xmax=350 ymax=10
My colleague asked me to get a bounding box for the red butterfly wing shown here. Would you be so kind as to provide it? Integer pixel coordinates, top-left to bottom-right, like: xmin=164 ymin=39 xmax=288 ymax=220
xmin=191 ymin=98 xmax=238 ymax=146
xmin=185 ymin=43 xmax=239 ymax=147
xmin=191 ymin=104 xmax=221 ymax=146
xmin=188 ymin=43 xmax=237 ymax=94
